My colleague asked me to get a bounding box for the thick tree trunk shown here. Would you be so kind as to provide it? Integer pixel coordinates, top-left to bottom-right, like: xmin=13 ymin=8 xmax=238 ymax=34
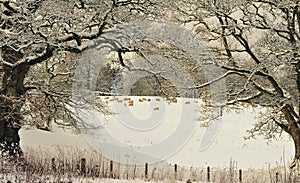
xmin=0 ymin=120 xmax=22 ymax=159
xmin=290 ymin=128 xmax=300 ymax=171
xmin=0 ymin=46 xmax=27 ymax=160
xmin=0 ymin=93 xmax=24 ymax=160
xmin=0 ymin=91 xmax=25 ymax=160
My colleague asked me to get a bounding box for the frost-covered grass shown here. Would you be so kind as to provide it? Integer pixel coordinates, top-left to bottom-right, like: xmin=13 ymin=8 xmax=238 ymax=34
xmin=0 ymin=146 xmax=203 ymax=182
xmin=1 ymin=146 xmax=300 ymax=183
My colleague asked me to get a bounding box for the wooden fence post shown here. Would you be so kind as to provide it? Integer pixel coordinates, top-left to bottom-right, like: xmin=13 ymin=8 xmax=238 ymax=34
xmin=207 ymin=166 xmax=210 ymax=182
xmin=275 ymin=172 xmax=279 ymax=183
xmin=174 ymin=164 xmax=178 ymax=180
xmin=81 ymin=158 xmax=86 ymax=176
xmin=51 ymin=158 xmax=56 ymax=172
xmin=133 ymin=164 xmax=136 ymax=179
xmin=110 ymin=160 xmax=114 ymax=178
xmin=145 ymin=163 xmax=148 ymax=180
xmin=239 ymin=169 xmax=242 ymax=182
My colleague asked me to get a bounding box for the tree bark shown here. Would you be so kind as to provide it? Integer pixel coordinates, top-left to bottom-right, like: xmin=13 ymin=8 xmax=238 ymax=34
xmin=0 ymin=87 xmax=24 ymax=159
xmin=290 ymin=122 xmax=300 ymax=171
xmin=0 ymin=120 xmax=22 ymax=158
xmin=0 ymin=46 xmax=27 ymax=159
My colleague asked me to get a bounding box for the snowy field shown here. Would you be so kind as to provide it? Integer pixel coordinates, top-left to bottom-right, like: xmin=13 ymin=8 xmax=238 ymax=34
xmin=20 ymin=96 xmax=294 ymax=170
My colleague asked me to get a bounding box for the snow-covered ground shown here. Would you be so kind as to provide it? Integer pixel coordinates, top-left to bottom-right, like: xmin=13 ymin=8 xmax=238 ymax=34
xmin=20 ymin=96 xmax=294 ymax=170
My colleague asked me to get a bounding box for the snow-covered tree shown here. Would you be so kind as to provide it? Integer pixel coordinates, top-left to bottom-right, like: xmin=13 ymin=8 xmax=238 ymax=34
xmin=169 ymin=0 xmax=300 ymax=169
xmin=0 ymin=0 xmax=157 ymax=158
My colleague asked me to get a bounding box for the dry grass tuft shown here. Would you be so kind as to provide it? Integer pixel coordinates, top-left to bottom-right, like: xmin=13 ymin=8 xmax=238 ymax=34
xmin=1 ymin=146 xmax=300 ymax=182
